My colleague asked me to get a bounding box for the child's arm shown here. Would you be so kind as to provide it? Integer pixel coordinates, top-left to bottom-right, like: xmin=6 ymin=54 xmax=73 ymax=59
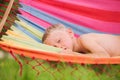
xmin=60 ymin=49 xmax=110 ymax=58
xmin=73 ymin=52 xmax=110 ymax=58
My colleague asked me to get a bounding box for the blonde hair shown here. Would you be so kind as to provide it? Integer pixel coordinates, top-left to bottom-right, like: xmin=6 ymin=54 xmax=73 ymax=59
xmin=42 ymin=24 xmax=65 ymax=42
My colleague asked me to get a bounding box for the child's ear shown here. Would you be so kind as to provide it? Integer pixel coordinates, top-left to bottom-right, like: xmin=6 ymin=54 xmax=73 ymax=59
xmin=66 ymin=28 xmax=74 ymax=36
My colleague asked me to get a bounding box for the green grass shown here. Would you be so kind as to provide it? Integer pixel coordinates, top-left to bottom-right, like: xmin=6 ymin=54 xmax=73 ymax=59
xmin=0 ymin=58 xmax=120 ymax=80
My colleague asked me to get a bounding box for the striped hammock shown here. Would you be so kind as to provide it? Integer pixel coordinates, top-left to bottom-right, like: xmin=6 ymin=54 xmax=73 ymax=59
xmin=0 ymin=0 xmax=120 ymax=64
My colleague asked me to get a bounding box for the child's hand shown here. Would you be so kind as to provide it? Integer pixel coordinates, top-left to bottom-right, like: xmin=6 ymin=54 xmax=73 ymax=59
xmin=60 ymin=49 xmax=80 ymax=55
xmin=60 ymin=49 xmax=73 ymax=54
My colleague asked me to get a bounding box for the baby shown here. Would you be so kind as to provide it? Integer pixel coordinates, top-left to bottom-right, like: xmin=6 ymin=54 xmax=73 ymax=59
xmin=42 ymin=24 xmax=120 ymax=58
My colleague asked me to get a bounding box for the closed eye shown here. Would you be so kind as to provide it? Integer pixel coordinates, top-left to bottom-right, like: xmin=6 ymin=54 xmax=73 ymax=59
xmin=57 ymin=40 xmax=61 ymax=43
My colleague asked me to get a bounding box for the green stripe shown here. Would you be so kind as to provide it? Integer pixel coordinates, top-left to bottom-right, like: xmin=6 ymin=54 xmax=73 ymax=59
xmin=2 ymin=35 xmax=61 ymax=53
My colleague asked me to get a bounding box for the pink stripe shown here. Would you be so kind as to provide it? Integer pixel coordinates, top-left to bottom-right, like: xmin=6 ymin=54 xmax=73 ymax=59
xmin=30 ymin=1 xmax=120 ymax=34
xmin=57 ymin=0 xmax=120 ymax=11
xmin=78 ymin=17 xmax=120 ymax=34
xmin=38 ymin=0 xmax=120 ymax=22
xmin=19 ymin=9 xmax=50 ymax=28
xmin=20 ymin=0 xmax=120 ymax=34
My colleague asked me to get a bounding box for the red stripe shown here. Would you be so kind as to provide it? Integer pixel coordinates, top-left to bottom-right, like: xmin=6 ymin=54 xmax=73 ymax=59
xmin=39 ymin=0 xmax=120 ymax=22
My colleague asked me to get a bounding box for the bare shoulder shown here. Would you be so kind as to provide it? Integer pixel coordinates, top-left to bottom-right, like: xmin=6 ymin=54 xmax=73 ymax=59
xmin=80 ymin=33 xmax=120 ymax=39
xmin=78 ymin=33 xmax=97 ymax=47
xmin=80 ymin=33 xmax=97 ymax=39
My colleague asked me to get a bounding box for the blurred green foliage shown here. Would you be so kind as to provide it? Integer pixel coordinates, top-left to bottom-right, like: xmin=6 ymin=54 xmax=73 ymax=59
xmin=0 ymin=58 xmax=120 ymax=80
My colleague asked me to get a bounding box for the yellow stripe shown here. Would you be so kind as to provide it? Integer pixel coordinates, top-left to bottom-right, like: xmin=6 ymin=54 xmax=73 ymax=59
xmin=15 ymin=20 xmax=43 ymax=40
xmin=10 ymin=25 xmax=37 ymax=42
xmin=1 ymin=35 xmax=61 ymax=53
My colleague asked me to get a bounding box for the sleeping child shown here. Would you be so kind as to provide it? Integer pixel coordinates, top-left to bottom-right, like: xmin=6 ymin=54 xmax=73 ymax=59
xmin=42 ymin=24 xmax=120 ymax=58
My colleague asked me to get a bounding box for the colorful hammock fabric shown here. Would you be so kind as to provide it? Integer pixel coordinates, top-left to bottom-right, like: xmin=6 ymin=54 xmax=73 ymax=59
xmin=0 ymin=0 xmax=120 ymax=64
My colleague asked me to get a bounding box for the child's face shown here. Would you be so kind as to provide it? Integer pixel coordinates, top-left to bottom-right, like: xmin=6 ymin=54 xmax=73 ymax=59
xmin=44 ymin=29 xmax=74 ymax=50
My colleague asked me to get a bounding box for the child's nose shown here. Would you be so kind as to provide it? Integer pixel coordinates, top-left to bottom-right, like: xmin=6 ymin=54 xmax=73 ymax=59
xmin=60 ymin=46 xmax=67 ymax=50
xmin=59 ymin=45 xmax=67 ymax=50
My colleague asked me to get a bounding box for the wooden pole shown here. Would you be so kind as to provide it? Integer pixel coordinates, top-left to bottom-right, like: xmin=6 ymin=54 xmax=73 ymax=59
xmin=0 ymin=0 xmax=14 ymax=32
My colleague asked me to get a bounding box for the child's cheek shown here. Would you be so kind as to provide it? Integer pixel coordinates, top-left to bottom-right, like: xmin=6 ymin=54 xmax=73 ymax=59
xmin=64 ymin=41 xmax=72 ymax=48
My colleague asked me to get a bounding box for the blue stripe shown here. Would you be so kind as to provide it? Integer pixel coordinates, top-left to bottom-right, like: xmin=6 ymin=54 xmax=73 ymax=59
xmin=13 ymin=23 xmax=42 ymax=43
